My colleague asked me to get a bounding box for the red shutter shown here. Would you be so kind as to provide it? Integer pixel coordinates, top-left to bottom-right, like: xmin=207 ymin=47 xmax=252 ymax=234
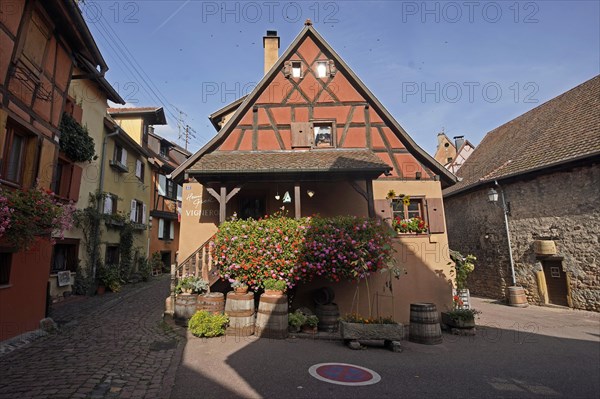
xmin=68 ymin=164 xmax=83 ymax=201
xmin=426 ymin=198 xmax=445 ymax=234
xmin=374 ymin=199 xmax=393 ymax=228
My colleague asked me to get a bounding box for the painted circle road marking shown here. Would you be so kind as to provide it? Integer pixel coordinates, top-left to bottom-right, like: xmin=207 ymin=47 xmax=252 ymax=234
xmin=308 ymin=363 xmax=381 ymax=386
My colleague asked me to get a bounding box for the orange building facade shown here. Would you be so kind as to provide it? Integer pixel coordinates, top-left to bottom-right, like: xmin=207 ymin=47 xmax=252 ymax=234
xmin=0 ymin=0 xmax=109 ymax=341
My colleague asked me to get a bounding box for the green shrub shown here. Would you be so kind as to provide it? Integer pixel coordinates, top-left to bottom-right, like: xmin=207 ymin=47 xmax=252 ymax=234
xmin=59 ymin=113 xmax=96 ymax=162
xmin=137 ymin=257 xmax=151 ymax=282
xmin=263 ymin=278 xmax=286 ymax=291
xmin=304 ymin=315 xmax=319 ymax=328
xmin=288 ymin=310 xmax=307 ymax=328
xmin=176 ymin=276 xmax=209 ymax=294
xmin=188 ymin=311 xmax=229 ymax=337
xmin=98 ymin=264 xmax=121 ymax=292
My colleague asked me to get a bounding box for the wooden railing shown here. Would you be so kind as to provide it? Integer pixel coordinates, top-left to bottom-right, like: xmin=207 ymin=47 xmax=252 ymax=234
xmin=167 ymin=236 xmax=220 ymax=316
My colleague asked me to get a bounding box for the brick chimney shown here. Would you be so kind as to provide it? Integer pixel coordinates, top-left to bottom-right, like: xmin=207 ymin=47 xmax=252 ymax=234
xmin=263 ymin=30 xmax=280 ymax=74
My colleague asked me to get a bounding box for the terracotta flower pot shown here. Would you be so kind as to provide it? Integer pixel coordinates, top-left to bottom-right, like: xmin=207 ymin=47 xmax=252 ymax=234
xmin=96 ymin=285 xmax=106 ymax=295
xmin=234 ymin=286 xmax=249 ymax=294
xmin=264 ymin=289 xmax=284 ymax=296
xmin=302 ymin=325 xmax=318 ymax=334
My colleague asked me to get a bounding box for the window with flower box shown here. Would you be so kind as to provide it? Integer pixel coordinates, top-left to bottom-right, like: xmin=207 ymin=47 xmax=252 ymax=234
xmin=391 ymin=197 xmax=428 ymax=234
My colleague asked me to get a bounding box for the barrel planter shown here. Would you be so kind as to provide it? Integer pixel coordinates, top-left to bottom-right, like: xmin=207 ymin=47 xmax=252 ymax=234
xmin=508 ymin=286 xmax=529 ymax=307
xmin=339 ymin=321 xmax=404 ymax=341
xmin=174 ymin=293 xmax=197 ymax=320
xmin=225 ymin=291 xmax=255 ymax=336
xmin=197 ymin=292 xmax=225 ymax=314
xmin=255 ymin=293 xmax=288 ymax=339
xmin=315 ymin=303 xmax=340 ymax=332
xmin=408 ymin=303 xmax=442 ymax=345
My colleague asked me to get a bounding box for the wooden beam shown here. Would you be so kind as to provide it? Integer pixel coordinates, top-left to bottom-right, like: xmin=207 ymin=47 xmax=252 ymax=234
xmin=225 ymin=186 xmax=241 ymax=203
xmin=219 ymin=186 xmax=226 ymax=224
xmin=206 ymin=187 xmax=220 ymax=201
xmin=365 ymin=179 xmax=375 ymax=218
xmin=349 ymin=180 xmax=368 ymax=201
xmin=294 ymin=183 xmax=301 ymax=219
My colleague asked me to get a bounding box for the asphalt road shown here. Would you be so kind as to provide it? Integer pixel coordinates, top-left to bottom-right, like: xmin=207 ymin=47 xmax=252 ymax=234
xmin=171 ymin=297 xmax=600 ymax=399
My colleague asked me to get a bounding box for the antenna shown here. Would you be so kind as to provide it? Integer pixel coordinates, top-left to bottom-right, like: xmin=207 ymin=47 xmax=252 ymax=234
xmin=182 ymin=125 xmax=197 ymax=151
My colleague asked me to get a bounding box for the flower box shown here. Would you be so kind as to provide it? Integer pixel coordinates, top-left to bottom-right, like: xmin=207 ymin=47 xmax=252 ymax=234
xmin=339 ymin=321 xmax=404 ymax=341
xmin=441 ymin=312 xmax=475 ymax=329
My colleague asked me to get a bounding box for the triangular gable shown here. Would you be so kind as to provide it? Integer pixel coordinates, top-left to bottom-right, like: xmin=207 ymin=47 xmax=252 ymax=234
xmin=172 ymin=24 xmax=456 ymax=187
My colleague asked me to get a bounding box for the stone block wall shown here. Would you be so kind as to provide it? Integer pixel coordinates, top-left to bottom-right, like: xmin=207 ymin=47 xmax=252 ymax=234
xmin=444 ymin=163 xmax=600 ymax=311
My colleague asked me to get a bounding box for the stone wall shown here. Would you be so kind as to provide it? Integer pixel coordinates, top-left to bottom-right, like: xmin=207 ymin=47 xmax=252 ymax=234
xmin=444 ymin=163 xmax=600 ymax=311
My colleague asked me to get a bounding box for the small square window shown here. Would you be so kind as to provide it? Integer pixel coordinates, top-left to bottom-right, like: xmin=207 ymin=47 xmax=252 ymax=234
xmin=316 ymin=61 xmax=328 ymax=78
xmin=292 ymin=61 xmax=302 ymax=78
xmin=313 ymin=123 xmax=333 ymax=147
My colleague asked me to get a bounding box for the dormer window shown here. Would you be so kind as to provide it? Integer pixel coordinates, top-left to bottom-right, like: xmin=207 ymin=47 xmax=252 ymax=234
xmin=292 ymin=61 xmax=302 ymax=78
xmin=316 ymin=61 xmax=328 ymax=78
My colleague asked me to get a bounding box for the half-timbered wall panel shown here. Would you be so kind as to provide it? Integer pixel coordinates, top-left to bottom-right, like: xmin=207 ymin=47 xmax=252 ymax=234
xmin=213 ymin=33 xmax=437 ymax=181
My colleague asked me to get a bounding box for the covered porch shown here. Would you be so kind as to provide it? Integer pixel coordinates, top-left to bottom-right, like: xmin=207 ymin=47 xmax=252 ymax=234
xmin=184 ymin=149 xmax=392 ymax=223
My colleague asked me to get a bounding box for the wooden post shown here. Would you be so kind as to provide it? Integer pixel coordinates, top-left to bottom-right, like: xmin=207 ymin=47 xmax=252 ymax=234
xmin=201 ymin=246 xmax=209 ymax=282
xmin=294 ymin=183 xmax=301 ymax=219
xmin=366 ymin=179 xmax=375 ymax=218
xmin=219 ymin=185 xmax=226 ymax=224
xmin=195 ymin=250 xmax=200 ymax=277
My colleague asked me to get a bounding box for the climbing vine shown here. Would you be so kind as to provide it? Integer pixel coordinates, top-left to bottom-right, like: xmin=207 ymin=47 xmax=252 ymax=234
xmin=73 ymin=191 xmax=104 ymax=294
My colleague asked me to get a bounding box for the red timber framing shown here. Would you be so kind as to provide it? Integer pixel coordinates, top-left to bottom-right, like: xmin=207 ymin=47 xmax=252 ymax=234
xmin=172 ymin=22 xmax=456 ymax=223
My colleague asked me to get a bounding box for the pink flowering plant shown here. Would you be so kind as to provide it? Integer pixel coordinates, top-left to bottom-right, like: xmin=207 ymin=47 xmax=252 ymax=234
xmin=213 ymin=213 xmax=394 ymax=291
xmin=0 ymin=185 xmax=75 ymax=250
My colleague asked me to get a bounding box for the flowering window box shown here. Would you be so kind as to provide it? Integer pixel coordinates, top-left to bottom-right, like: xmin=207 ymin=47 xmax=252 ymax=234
xmin=339 ymin=320 xmax=404 ymax=341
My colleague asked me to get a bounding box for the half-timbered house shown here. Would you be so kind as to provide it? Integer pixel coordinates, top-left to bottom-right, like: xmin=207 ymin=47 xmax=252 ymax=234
xmin=172 ymin=22 xmax=458 ymax=322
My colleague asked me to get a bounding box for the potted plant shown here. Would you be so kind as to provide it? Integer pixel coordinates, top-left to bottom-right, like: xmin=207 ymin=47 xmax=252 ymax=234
xmin=263 ymin=278 xmax=286 ymax=296
xmin=302 ymin=315 xmax=319 ymax=334
xmin=449 ymin=250 xmax=476 ymax=309
xmin=98 ymin=264 xmax=121 ymax=293
xmin=176 ymin=276 xmax=209 ymax=295
xmin=231 ymin=279 xmax=249 ymax=294
xmin=441 ymin=308 xmax=481 ymax=329
xmin=288 ymin=310 xmax=307 ymax=333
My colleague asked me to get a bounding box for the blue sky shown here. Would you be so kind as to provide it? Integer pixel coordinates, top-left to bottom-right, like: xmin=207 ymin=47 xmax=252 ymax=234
xmin=82 ymin=1 xmax=600 ymax=154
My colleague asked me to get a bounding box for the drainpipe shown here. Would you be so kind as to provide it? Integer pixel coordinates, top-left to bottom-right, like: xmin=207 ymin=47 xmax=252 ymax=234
xmin=495 ymin=180 xmax=517 ymax=286
xmin=90 ymin=128 xmax=119 ymax=284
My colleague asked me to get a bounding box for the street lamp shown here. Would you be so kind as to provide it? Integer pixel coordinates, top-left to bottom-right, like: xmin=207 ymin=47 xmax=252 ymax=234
xmin=487 ymin=181 xmax=528 ymax=307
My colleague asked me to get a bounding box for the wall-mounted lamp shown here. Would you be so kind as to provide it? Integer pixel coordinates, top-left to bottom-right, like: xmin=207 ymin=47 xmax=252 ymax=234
xmin=307 ymin=190 xmax=315 ymax=198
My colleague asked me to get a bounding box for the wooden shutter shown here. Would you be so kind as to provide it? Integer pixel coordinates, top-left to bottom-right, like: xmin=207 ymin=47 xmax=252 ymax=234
xmin=142 ymin=203 xmax=147 ymax=224
xmin=37 ymin=137 xmax=56 ymax=189
xmin=130 ymin=200 xmax=137 ymax=221
xmin=103 ymin=195 xmax=112 ymax=214
xmin=158 ymin=174 xmax=166 ymax=196
xmin=374 ymin=199 xmax=393 ymax=228
xmin=169 ymin=221 xmax=175 ymax=240
xmin=176 ymin=185 xmax=183 ymax=201
xmin=158 ymin=218 xmax=164 ymax=239
xmin=283 ymin=61 xmax=292 ymax=78
xmin=68 ymin=164 xmax=82 ymax=201
xmin=426 ymin=198 xmax=445 ymax=234
xmin=291 ymin=122 xmax=313 ymax=147
xmin=121 ymin=148 xmax=128 ymax=166
xmin=328 ymin=60 xmax=337 ymax=77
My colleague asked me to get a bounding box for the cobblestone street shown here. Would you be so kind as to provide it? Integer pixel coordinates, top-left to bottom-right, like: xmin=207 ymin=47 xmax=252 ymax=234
xmin=0 ymin=276 xmax=183 ymax=399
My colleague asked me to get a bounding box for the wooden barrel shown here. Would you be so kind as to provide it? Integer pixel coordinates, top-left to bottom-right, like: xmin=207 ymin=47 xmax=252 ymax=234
xmin=255 ymin=293 xmax=288 ymax=339
xmin=174 ymin=294 xmax=197 ymax=319
xmin=409 ymin=303 xmax=442 ymax=345
xmin=508 ymin=286 xmax=529 ymax=307
xmin=197 ymin=292 xmax=225 ymax=314
xmin=313 ymin=287 xmax=335 ymax=306
xmin=534 ymin=240 xmax=557 ymax=256
xmin=315 ymin=303 xmax=340 ymax=332
xmin=225 ymin=291 xmax=255 ymax=336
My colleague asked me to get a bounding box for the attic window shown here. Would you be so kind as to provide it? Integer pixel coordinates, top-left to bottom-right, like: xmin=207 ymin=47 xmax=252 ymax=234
xmin=292 ymin=61 xmax=302 ymax=78
xmin=316 ymin=61 xmax=328 ymax=78
xmin=313 ymin=122 xmax=334 ymax=147
xmin=160 ymin=143 xmax=169 ymax=157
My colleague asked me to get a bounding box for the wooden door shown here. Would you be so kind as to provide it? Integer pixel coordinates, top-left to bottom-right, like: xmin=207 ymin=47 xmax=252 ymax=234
xmin=542 ymin=260 xmax=569 ymax=306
